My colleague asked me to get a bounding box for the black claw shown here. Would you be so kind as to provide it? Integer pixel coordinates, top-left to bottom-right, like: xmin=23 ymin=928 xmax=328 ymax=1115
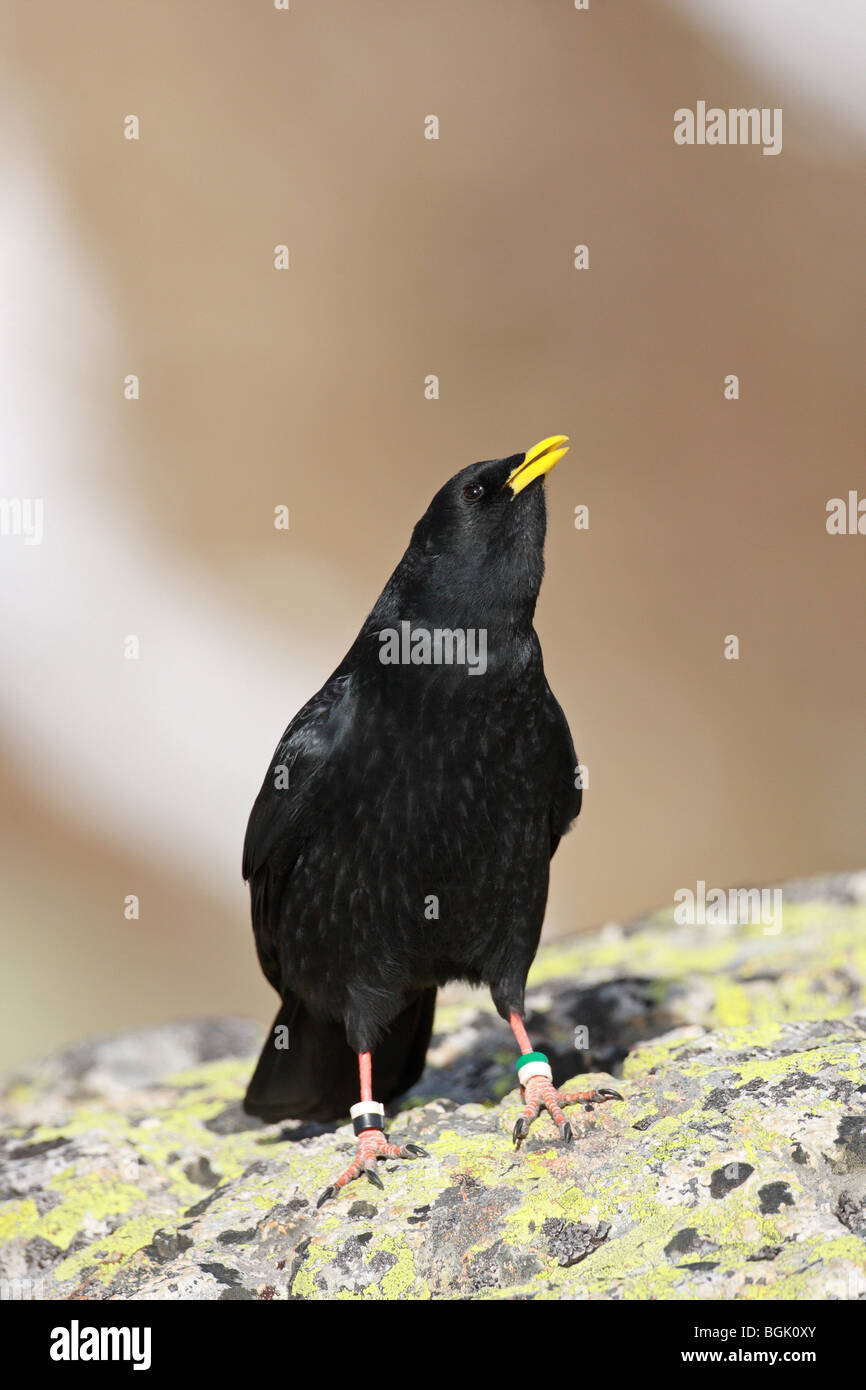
xmin=404 ymin=1144 xmax=429 ymax=1157
xmin=316 ymin=1185 xmax=335 ymax=1208
xmin=365 ymin=1167 xmax=385 ymax=1190
xmin=560 ymin=1121 xmax=573 ymax=1144
xmin=513 ymin=1117 xmax=529 ymax=1147
xmin=599 ymin=1089 xmax=624 ymax=1102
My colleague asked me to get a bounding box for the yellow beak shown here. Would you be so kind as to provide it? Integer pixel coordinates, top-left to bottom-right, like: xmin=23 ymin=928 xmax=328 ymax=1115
xmin=504 ymin=435 xmax=570 ymax=497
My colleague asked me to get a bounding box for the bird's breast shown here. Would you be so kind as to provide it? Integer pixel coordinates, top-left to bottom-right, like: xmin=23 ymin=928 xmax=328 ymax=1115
xmin=281 ymin=666 xmax=557 ymax=1005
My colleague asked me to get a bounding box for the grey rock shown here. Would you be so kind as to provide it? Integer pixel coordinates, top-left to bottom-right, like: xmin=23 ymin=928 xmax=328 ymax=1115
xmin=2 ymin=874 xmax=866 ymax=1300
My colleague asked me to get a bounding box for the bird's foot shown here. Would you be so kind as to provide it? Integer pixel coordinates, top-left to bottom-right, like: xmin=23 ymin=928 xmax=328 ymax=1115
xmin=512 ymin=1073 xmax=623 ymax=1148
xmin=317 ymin=1129 xmax=428 ymax=1207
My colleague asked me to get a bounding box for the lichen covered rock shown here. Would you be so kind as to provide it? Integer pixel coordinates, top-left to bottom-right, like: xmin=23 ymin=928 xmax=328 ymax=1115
xmin=1 ymin=875 xmax=865 ymax=1300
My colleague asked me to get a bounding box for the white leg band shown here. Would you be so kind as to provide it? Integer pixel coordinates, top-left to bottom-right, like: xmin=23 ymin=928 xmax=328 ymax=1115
xmin=350 ymin=1100 xmax=385 ymax=1119
xmin=517 ymin=1060 xmax=553 ymax=1087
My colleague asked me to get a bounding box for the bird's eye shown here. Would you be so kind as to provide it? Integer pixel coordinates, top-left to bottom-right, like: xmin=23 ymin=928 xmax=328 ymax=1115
xmin=463 ymin=482 xmax=485 ymax=501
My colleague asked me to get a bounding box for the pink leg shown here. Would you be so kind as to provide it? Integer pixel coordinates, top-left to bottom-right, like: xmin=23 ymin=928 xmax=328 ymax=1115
xmin=316 ymin=1051 xmax=428 ymax=1206
xmin=508 ymin=1012 xmax=622 ymax=1148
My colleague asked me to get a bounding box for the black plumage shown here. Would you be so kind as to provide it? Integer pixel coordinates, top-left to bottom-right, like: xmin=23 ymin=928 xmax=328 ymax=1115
xmin=243 ymin=442 xmax=580 ymax=1125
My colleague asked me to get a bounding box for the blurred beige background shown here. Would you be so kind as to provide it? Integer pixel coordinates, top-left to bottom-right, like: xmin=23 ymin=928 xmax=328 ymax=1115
xmin=1 ymin=1 xmax=864 ymax=1072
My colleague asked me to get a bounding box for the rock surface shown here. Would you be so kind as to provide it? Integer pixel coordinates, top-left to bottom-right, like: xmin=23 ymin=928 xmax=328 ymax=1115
xmin=2 ymin=873 xmax=866 ymax=1300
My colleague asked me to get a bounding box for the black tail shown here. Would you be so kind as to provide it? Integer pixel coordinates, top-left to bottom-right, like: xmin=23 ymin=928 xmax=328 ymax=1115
xmin=243 ymin=988 xmax=436 ymax=1123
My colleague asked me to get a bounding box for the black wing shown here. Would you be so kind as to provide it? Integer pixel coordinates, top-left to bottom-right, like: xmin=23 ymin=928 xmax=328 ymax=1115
xmin=242 ymin=671 xmax=356 ymax=990
xmin=543 ymin=681 xmax=582 ymax=858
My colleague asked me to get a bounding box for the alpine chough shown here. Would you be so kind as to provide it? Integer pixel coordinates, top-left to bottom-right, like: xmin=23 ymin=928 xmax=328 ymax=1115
xmin=242 ymin=436 xmax=620 ymax=1203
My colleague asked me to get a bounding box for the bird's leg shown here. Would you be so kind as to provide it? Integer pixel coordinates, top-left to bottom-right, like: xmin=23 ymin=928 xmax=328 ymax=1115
xmin=508 ymin=1012 xmax=622 ymax=1147
xmin=316 ymin=1051 xmax=428 ymax=1206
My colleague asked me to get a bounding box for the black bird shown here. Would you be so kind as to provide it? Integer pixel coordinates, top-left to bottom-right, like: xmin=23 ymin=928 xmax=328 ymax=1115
xmin=242 ymin=436 xmax=621 ymax=1203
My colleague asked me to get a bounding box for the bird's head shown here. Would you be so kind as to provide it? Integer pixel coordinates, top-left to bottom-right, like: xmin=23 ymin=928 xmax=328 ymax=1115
xmin=386 ymin=435 xmax=569 ymax=630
